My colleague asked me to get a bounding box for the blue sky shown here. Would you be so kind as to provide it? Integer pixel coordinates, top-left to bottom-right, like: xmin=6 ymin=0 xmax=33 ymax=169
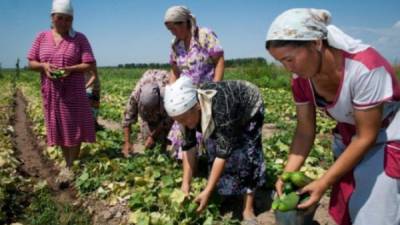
xmin=1 ymin=0 xmax=399 ymax=68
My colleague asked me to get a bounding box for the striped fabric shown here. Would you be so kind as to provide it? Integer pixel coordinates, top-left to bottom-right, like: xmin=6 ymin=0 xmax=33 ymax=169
xmin=27 ymin=30 xmax=96 ymax=147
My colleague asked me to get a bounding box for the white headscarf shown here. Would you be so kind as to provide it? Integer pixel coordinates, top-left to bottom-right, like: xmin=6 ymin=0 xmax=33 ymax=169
xmin=164 ymin=6 xmax=198 ymax=38
xmin=51 ymin=0 xmax=76 ymax=37
xmin=164 ymin=76 xmax=217 ymax=139
xmin=51 ymin=0 xmax=73 ymax=16
xmin=266 ymin=8 xmax=369 ymax=53
xmin=164 ymin=76 xmax=198 ymax=117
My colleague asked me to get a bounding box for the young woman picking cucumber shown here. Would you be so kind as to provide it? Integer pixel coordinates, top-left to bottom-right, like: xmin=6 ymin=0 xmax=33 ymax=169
xmin=265 ymin=8 xmax=400 ymax=225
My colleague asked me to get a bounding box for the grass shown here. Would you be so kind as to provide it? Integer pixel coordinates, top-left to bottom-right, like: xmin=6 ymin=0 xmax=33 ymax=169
xmin=225 ymin=61 xmax=291 ymax=89
xmin=23 ymin=188 xmax=91 ymax=225
xmin=97 ymin=60 xmax=292 ymax=90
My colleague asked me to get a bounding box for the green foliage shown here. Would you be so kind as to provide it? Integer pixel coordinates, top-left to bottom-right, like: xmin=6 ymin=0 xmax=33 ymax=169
xmin=0 ymin=74 xmax=31 ymax=224
xmin=14 ymin=59 xmax=340 ymax=223
xmin=224 ymin=60 xmax=291 ymax=89
xmin=23 ymin=187 xmax=91 ymax=225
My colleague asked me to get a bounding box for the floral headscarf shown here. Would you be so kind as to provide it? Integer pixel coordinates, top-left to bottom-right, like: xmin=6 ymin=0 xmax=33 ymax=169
xmin=266 ymin=8 xmax=369 ymax=53
xmin=164 ymin=6 xmax=198 ymax=41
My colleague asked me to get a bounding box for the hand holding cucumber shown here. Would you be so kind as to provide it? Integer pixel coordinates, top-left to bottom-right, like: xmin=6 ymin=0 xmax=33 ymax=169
xmin=50 ymin=69 xmax=66 ymax=78
xmin=272 ymin=171 xmax=314 ymax=212
xmin=296 ymin=177 xmax=329 ymax=209
xmin=41 ymin=63 xmax=70 ymax=79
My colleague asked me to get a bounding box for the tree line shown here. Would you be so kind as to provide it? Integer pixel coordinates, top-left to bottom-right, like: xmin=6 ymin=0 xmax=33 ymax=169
xmin=117 ymin=57 xmax=268 ymax=69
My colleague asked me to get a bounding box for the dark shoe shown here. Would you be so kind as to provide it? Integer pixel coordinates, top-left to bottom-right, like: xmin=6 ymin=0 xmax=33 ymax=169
xmin=56 ymin=167 xmax=74 ymax=189
xmin=95 ymin=122 xmax=104 ymax=131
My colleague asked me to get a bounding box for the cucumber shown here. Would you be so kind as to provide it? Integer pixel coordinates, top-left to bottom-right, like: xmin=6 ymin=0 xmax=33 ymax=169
xmin=290 ymin=172 xmax=313 ymax=188
xmin=277 ymin=192 xmax=300 ymax=212
xmin=281 ymin=172 xmax=293 ymax=182
xmin=283 ymin=182 xmax=294 ymax=194
xmin=51 ymin=70 xmax=65 ymax=78
xmin=299 ymin=193 xmax=310 ymax=204
xmin=271 ymin=198 xmax=281 ymax=210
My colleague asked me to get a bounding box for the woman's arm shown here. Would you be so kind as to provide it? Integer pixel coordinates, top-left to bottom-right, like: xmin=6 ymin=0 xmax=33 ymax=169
xmin=285 ymin=104 xmax=316 ymax=171
xmin=28 ymin=60 xmax=46 ymax=72
xmin=28 ymin=60 xmax=54 ymax=78
xmin=169 ymin=64 xmax=180 ymax=83
xmin=298 ymin=104 xmax=382 ymax=208
xmin=321 ymin=105 xmax=382 ymax=187
xmin=195 ymin=157 xmax=225 ymax=212
xmin=181 ymin=148 xmax=197 ymax=195
xmin=276 ymin=103 xmax=316 ymax=195
xmin=121 ymin=91 xmax=139 ymax=156
xmin=205 ymin=157 xmax=225 ymax=192
xmin=63 ymin=62 xmax=94 ymax=74
xmin=212 ymin=55 xmax=224 ymax=82
xmin=85 ymin=69 xmax=97 ymax=88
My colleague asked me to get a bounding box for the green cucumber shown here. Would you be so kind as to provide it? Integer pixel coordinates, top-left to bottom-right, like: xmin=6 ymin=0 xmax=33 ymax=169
xmin=51 ymin=70 xmax=65 ymax=78
xmin=283 ymin=182 xmax=294 ymax=194
xmin=281 ymin=172 xmax=293 ymax=182
xmin=277 ymin=192 xmax=300 ymax=212
xmin=290 ymin=172 xmax=313 ymax=188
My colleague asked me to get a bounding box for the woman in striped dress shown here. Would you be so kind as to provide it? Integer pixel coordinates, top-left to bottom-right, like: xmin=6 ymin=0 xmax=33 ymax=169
xmin=27 ymin=0 xmax=96 ymax=186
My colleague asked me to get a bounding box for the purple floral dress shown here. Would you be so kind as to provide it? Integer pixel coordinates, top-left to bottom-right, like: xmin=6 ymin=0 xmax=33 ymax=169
xmin=168 ymin=27 xmax=224 ymax=157
xmin=170 ymin=27 xmax=224 ymax=85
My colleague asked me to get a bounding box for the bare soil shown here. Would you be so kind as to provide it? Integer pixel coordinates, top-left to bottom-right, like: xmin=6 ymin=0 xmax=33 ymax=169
xmin=98 ymin=117 xmax=121 ymax=131
xmin=13 ymin=91 xmax=131 ymax=225
xmin=13 ymin=90 xmax=76 ymax=203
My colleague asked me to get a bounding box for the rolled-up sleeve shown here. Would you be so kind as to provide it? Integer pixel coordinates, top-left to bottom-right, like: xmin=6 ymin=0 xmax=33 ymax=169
xmin=122 ymin=91 xmax=139 ymax=127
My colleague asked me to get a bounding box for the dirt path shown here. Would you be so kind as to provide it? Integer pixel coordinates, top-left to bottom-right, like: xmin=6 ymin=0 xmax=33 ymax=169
xmin=98 ymin=117 xmax=121 ymax=131
xmin=13 ymin=91 xmax=131 ymax=225
xmin=13 ymin=90 xmax=76 ymax=203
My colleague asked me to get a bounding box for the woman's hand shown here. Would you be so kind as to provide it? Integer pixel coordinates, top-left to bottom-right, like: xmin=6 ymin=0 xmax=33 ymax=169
xmin=144 ymin=136 xmax=155 ymax=149
xmin=41 ymin=62 xmax=57 ymax=79
xmin=297 ymin=178 xmax=329 ymax=209
xmin=275 ymin=177 xmax=285 ymax=196
xmin=195 ymin=189 xmax=212 ymax=213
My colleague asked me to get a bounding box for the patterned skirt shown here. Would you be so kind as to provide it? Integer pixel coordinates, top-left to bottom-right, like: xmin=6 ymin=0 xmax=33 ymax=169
xmin=207 ymin=106 xmax=266 ymax=195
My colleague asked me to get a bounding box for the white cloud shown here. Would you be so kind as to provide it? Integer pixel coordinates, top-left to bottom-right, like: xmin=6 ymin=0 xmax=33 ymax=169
xmin=393 ymin=21 xmax=400 ymax=29
xmin=343 ymin=24 xmax=400 ymax=62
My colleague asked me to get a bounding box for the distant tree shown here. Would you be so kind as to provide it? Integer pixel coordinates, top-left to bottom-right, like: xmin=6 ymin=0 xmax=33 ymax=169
xmin=0 ymin=62 xmax=3 ymax=78
xmin=224 ymin=57 xmax=267 ymax=67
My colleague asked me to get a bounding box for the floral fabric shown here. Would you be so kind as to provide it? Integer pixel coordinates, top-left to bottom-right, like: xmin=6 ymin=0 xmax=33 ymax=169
xmin=169 ymin=27 xmax=224 ymax=85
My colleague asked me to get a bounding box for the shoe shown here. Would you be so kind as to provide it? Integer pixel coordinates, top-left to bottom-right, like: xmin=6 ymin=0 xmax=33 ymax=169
xmin=56 ymin=167 xmax=74 ymax=189
xmin=95 ymin=122 xmax=104 ymax=131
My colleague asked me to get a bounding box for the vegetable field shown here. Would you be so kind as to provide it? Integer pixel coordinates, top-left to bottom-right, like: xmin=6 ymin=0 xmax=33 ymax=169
xmin=1 ymin=62 xmax=343 ymax=225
